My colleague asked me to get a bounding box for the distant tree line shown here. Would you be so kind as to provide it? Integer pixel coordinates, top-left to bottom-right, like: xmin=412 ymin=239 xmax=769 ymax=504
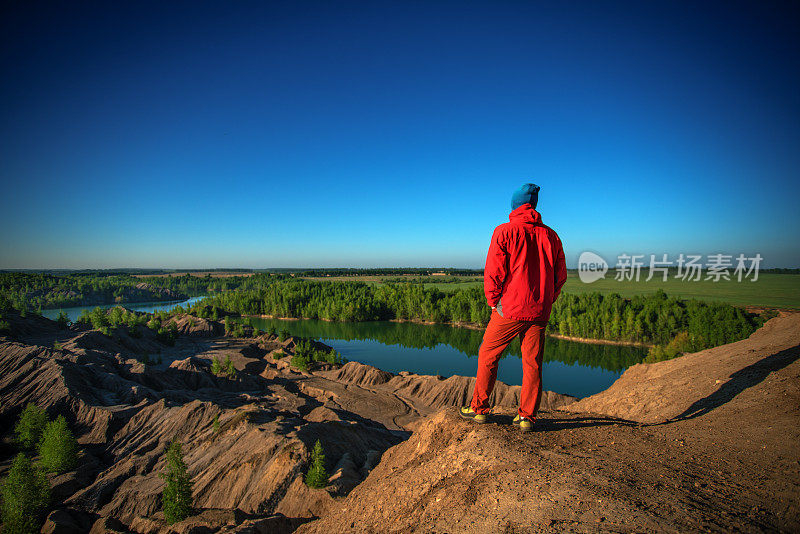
xmin=0 ymin=272 xmax=285 ymax=311
xmin=299 ymin=268 xmax=483 ymax=277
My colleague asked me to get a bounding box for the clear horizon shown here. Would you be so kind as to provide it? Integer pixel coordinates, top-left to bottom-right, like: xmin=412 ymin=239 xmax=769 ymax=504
xmin=2 ymin=2 xmax=799 ymax=269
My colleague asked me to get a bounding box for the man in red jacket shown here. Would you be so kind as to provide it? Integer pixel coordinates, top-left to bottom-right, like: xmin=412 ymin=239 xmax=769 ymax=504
xmin=460 ymin=183 xmax=567 ymax=432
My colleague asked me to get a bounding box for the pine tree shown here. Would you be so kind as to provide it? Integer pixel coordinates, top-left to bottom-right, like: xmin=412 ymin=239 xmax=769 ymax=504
xmin=211 ymin=356 xmax=223 ymax=375
xmin=56 ymin=310 xmax=69 ymax=329
xmin=304 ymin=440 xmax=328 ymax=488
xmin=160 ymin=440 xmax=193 ymax=524
xmin=14 ymin=404 xmax=48 ymax=450
xmin=1 ymin=453 xmax=50 ymax=534
xmin=224 ymin=356 xmax=236 ymax=378
xmin=38 ymin=415 xmax=78 ymax=474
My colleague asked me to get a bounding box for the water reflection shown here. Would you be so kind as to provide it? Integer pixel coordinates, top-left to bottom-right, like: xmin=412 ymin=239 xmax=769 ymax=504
xmin=246 ymin=316 xmax=647 ymax=397
xmin=246 ymin=316 xmax=645 ymax=372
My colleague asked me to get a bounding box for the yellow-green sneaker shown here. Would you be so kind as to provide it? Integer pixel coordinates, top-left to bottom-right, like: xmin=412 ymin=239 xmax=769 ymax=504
xmin=459 ymin=406 xmax=488 ymax=423
xmin=512 ymin=414 xmax=534 ymax=432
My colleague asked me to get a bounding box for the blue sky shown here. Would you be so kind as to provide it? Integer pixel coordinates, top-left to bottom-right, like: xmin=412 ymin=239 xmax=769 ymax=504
xmin=1 ymin=1 xmax=798 ymax=269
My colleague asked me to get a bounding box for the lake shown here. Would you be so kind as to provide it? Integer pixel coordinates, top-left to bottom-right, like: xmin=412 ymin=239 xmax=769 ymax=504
xmin=245 ymin=316 xmax=646 ymax=398
xmin=42 ymin=298 xmax=646 ymax=398
xmin=41 ymin=296 xmax=208 ymax=322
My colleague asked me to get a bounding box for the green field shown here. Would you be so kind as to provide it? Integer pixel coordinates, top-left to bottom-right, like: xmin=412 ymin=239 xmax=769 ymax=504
xmin=304 ymin=273 xmax=800 ymax=309
xmin=560 ymin=273 xmax=800 ymax=309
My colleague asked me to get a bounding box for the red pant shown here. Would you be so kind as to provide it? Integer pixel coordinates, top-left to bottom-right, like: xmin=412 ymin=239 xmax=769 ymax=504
xmin=470 ymin=309 xmax=547 ymax=419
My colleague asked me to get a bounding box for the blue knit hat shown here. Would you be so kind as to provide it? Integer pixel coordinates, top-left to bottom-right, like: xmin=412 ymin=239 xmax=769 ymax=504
xmin=511 ymin=183 xmax=540 ymax=210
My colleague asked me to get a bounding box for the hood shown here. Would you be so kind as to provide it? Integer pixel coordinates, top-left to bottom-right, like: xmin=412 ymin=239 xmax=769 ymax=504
xmin=509 ymin=204 xmax=542 ymax=225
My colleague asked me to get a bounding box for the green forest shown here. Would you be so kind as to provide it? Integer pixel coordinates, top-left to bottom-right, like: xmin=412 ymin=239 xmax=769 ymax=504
xmin=0 ymin=272 xmax=280 ymax=311
xmin=192 ymin=279 xmax=767 ymax=358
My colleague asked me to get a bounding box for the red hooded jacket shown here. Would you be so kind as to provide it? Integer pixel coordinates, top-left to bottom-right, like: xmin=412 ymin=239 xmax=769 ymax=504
xmin=484 ymin=204 xmax=567 ymax=322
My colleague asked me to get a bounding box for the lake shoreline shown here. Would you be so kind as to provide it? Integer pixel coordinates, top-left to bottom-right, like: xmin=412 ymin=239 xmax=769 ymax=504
xmin=247 ymin=314 xmax=653 ymax=348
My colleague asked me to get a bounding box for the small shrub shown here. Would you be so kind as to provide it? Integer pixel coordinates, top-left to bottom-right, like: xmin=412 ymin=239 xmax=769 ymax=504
xmin=253 ymin=328 xmax=262 ymax=337
xmin=0 ymin=453 xmax=50 ymax=534
xmin=0 ymin=319 xmax=10 ymax=334
xmin=14 ymin=404 xmax=48 ymax=450
xmin=267 ymin=326 xmax=277 ymax=338
xmin=760 ymin=309 xmax=779 ymax=323
xmin=224 ymin=356 xmax=236 ymax=378
xmin=278 ymin=328 xmax=290 ymax=342
xmin=272 ymin=350 xmax=284 ymax=360
xmin=232 ymin=323 xmax=245 ymax=338
xmin=53 ymin=341 xmax=62 ymax=351
xmin=38 ymin=415 xmax=78 ymax=474
xmin=147 ymin=316 xmax=162 ymax=331
xmin=212 ymin=415 xmax=220 ymax=434
xmin=645 ymin=331 xmax=695 ymax=363
xmin=304 ymin=440 xmax=328 ymax=488
xmin=290 ymin=353 xmax=309 ymax=371
xmin=56 ymin=310 xmax=69 ymax=329
xmin=291 ymin=339 xmax=345 ymax=368
xmin=211 ymin=356 xmax=236 ymax=378
xmin=160 ymin=440 xmax=193 ymax=524
xmin=156 ymin=323 xmax=178 ymax=346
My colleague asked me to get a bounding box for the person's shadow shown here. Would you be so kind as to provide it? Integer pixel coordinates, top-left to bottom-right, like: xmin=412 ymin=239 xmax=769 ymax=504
xmin=492 ymin=413 xmax=635 ymax=430
xmin=668 ymin=344 xmax=800 ymax=422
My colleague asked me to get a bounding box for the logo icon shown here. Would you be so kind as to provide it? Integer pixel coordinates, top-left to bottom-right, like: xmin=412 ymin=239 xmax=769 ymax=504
xmin=578 ymin=252 xmax=608 ymax=283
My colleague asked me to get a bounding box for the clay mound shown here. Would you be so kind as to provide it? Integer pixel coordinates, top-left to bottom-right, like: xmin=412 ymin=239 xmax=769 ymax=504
xmin=318 ymin=361 xmax=578 ymax=412
xmin=172 ymin=315 xmax=224 ymax=337
xmin=158 ymin=357 xmax=217 ymax=391
xmin=0 ymin=340 xmax=155 ymax=444
xmin=326 ymin=361 xmax=393 ymax=386
xmin=70 ymin=328 xmax=164 ymax=355
xmin=169 ymin=356 xmax=209 ymax=373
xmin=565 ymin=313 xmax=800 ymax=424
xmin=0 ymin=308 xmax=61 ymax=339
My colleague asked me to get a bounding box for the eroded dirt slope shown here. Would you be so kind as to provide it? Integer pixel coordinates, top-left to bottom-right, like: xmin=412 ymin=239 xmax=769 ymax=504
xmin=0 ymin=309 xmax=576 ymax=533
